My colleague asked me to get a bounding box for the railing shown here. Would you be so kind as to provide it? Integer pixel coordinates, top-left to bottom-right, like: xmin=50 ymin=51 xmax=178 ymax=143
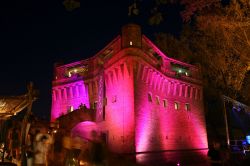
xmin=230 ymin=139 xmax=250 ymax=155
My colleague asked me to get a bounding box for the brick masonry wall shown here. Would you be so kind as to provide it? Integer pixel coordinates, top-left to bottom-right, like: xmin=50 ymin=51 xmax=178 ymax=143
xmin=104 ymin=58 xmax=135 ymax=153
xmin=134 ymin=60 xmax=208 ymax=152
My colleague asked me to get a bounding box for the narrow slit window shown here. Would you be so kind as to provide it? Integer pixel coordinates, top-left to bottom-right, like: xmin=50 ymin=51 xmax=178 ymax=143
xmin=68 ymin=106 xmax=74 ymax=113
xmin=156 ymin=96 xmax=160 ymax=105
xmin=163 ymin=99 xmax=167 ymax=108
xmin=148 ymin=93 xmax=153 ymax=102
xmin=185 ymin=103 xmax=190 ymax=111
xmin=174 ymin=102 xmax=180 ymax=110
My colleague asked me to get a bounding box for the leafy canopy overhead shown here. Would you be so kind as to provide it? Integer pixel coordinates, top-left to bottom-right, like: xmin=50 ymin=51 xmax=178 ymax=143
xmin=144 ymin=0 xmax=250 ymax=100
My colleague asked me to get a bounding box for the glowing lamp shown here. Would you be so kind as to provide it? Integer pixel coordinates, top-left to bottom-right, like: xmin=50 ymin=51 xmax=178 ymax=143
xmin=68 ymin=72 xmax=72 ymax=77
xmin=178 ymin=69 xmax=182 ymax=73
xmin=174 ymin=102 xmax=179 ymax=110
xmin=246 ymin=135 xmax=250 ymax=144
xmin=70 ymin=106 xmax=74 ymax=112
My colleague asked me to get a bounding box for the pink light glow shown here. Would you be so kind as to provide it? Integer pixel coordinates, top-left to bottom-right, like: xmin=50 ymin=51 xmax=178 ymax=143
xmin=51 ymin=80 xmax=90 ymax=121
xmin=136 ymin=149 xmax=208 ymax=165
xmin=135 ymin=77 xmax=164 ymax=152
xmin=51 ymin=28 xmax=208 ymax=159
xmin=134 ymin=61 xmax=207 ymax=153
xmin=135 ymin=105 xmax=154 ymax=152
xmin=71 ymin=121 xmax=98 ymax=140
xmin=159 ymin=102 xmax=208 ymax=150
xmin=104 ymin=60 xmax=135 ymax=153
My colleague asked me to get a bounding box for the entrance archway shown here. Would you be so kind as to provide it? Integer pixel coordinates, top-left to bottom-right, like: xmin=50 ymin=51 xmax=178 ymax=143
xmin=71 ymin=121 xmax=98 ymax=141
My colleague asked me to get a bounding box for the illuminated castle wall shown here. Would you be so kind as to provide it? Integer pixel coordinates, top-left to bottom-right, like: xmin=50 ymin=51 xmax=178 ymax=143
xmin=51 ymin=24 xmax=208 ymax=153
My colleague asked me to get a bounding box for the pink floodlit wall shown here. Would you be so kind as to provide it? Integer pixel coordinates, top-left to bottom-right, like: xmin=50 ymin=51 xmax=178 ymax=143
xmin=50 ymin=24 xmax=208 ymax=157
xmin=134 ymin=60 xmax=208 ymax=153
xmin=51 ymin=80 xmax=90 ymax=121
xmin=104 ymin=58 xmax=135 ymax=153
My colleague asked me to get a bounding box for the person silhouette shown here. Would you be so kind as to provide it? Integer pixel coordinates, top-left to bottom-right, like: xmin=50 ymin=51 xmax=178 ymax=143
xmin=207 ymin=141 xmax=223 ymax=166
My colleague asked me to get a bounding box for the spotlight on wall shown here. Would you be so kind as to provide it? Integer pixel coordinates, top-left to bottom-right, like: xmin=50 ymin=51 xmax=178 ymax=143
xmin=232 ymin=105 xmax=244 ymax=112
xmin=246 ymin=135 xmax=250 ymax=144
xmin=237 ymin=106 xmax=242 ymax=112
xmin=232 ymin=106 xmax=238 ymax=111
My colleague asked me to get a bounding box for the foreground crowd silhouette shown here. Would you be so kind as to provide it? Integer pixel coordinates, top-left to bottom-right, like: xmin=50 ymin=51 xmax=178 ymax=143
xmin=1 ymin=121 xmax=250 ymax=166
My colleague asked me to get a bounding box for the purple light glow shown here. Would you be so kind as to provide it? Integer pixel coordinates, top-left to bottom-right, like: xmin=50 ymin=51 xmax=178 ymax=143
xmin=246 ymin=135 xmax=250 ymax=144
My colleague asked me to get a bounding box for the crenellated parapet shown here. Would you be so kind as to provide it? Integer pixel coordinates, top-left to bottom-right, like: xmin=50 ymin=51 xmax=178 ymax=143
xmin=134 ymin=60 xmax=202 ymax=102
xmin=104 ymin=59 xmax=133 ymax=88
xmin=51 ymin=23 xmax=208 ymax=155
xmin=141 ymin=36 xmax=202 ymax=83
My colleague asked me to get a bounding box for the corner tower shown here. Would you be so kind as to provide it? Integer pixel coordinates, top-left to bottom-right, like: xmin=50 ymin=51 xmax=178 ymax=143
xmin=103 ymin=23 xmax=143 ymax=153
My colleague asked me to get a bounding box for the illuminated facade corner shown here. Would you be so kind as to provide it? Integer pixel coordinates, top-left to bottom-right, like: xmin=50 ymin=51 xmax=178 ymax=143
xmin=51 ymin=23 xmax=208 ymax=154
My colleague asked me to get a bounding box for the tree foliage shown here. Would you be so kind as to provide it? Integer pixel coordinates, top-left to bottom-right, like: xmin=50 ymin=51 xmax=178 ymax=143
xmin=63 ymin=0 xmax=80 ymax=11
xmin=150 ymin=0 xmax=250 ymax=100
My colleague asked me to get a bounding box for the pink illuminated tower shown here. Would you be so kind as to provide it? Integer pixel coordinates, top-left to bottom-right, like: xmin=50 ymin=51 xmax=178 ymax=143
xmin=51 ymin=24 xmax=208 ymax=154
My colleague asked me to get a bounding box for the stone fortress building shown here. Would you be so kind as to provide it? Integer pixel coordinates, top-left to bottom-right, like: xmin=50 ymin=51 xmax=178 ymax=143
xmin=51 ymin=24 xmax=208 ymax=155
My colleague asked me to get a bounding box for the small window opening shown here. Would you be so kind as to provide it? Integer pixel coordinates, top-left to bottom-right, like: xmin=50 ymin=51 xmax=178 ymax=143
xmin=148 ymin=93 xmax=153 ymax=102
xmin=163 ymin=99 xmax=167 ymax=108
xmin=174 ymin=102 xmax=179 ymax=110
xmin=156 ymin=96 xmax=160 ymax=105
xmin=185 ymin=103 xmax=190 ymax=111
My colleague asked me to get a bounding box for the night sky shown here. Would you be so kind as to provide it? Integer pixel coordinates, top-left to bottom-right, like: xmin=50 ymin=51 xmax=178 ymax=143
xmin=0 ymin=0 xmax=181 ymax=120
